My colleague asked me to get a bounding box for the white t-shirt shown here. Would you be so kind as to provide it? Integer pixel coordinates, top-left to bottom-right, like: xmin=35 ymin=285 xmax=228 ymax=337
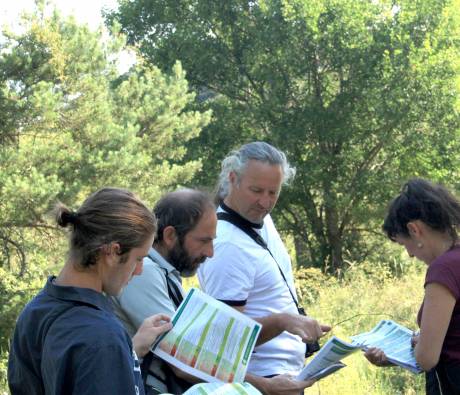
xmin=197 ymin=210 xmax=305 ymax=376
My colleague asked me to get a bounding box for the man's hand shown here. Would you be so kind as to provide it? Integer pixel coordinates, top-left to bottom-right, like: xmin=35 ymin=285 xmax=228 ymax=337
xmin=283 ymin=314 xmax=331 ymax=343
xmin=132 ymin=314 xmax=173 ymax=357
xmin=261 ymin=374 xmax=314 ymax=395
xmin=253 ymin=312 xmax=331 ymax=345
xmin=364 ymin=347 xmax=394 ymax=367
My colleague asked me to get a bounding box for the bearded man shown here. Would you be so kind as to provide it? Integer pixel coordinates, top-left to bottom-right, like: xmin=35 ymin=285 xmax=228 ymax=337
xmin=111 ymin=189 xmax=217 ymax=394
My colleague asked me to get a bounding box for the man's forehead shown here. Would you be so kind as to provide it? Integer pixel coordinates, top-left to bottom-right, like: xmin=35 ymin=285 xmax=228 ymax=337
xmin=239 ymin=161 xmax=283 ymax=185
xmin=185 ymin=208 xmax=217 ymax=236
xmin=241 ymin=160 xmax=282 ymax=173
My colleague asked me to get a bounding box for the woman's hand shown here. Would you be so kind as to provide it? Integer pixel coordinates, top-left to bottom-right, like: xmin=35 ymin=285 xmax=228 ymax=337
xmin=132 ymin=314 xmax=173 ymax=357
xmin=411 ymin=332 xmax=420 ymax=348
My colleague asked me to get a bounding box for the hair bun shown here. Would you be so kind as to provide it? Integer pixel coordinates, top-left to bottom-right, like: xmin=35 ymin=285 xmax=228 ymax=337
xmin=58 ymin=210 xmax=79 ymax=227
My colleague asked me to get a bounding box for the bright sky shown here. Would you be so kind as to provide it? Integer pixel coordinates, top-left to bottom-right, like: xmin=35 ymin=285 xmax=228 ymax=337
xmin=0 ymin=0 xmax=137 ymax=72
xmin=0 ymin=0 xmax=118 ymax=31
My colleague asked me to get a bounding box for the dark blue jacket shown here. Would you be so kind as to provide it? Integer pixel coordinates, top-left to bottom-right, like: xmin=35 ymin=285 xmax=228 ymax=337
xmin=8 ymin=277 xmax=144 ymax=395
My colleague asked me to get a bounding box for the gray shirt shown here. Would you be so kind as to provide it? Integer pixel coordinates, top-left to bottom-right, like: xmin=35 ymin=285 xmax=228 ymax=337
xmin=111 ymin=247 xmax=184 ymax=392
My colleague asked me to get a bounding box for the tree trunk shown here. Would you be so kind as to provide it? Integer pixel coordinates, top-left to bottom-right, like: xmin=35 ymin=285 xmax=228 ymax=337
xmin=324 ymin=184 xmax=344 ymax=274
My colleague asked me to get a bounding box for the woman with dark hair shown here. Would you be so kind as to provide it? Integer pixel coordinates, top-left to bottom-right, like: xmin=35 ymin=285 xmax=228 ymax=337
xmin=365 ymin=178 xmax=460 ymax=394
xmin=8 ymin=188 xmax=172 ymax=395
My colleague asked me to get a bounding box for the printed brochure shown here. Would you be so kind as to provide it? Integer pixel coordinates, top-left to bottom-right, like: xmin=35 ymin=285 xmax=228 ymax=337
xmin=297 ymin=319 xmax=422 ymax=381
xmin=164 ymin=382 xmax=262 ymax=395
xmin=153 ymin=288 xmax=261 ymax=383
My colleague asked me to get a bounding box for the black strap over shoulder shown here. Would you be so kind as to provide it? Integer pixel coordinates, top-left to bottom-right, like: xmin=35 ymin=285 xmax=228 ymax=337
xmin=218 ymin=210 xmax=321 ymax=357
xmin=147 ymin=252 xmax=184 ymax=308
xmin=217 ymin=212 xmax=268 ymax=249
xmin=162 ymin=268 xmax=184 ymax=308
xmin=141 ymin=253 xmax=189 ymax=393
xmin=217 ymin=211 xmax=300 ymax=308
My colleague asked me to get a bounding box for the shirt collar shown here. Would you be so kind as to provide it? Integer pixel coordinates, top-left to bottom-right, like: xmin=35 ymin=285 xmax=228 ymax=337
xmin=220 ymin=201 xmax=264 ymax=229
xmin=146 ymin=247 xmax=180 ymax=276
xmin=45 ymin=276 xmax=114 ymax=312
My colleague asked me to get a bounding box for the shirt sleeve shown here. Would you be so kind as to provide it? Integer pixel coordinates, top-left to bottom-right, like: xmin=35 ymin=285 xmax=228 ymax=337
xmin=198 ymin=241 xmax=257 ymax=305
xmin=72 ymin=342 xmax=142 ymax=395
xmin=116 ymin=261 xmax=176 ymax=329
xmin=426 ymin=260 xmax=460 ymax=300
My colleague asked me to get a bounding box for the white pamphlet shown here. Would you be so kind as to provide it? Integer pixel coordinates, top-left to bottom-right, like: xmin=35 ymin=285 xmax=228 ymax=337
xmin=153 ymin=288 xmax=261 ymax=383
xmin=297 ymin=319 xmax=422 ymax=381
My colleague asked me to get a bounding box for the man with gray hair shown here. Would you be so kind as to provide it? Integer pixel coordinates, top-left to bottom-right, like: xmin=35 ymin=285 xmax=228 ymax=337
xmin=112 ymin=188 xmax=312 ymax=395
xmin=198 ymin=142 xmax=330 ymax=390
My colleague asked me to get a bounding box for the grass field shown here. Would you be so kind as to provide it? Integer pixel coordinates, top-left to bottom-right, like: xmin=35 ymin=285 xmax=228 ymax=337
xmin=1 ymin=257 xmax=427 ymax=394
xmin=299 ymin=263 xmax=425 ymax=394
xmin=184 ymin=259 xmax=426 ymax=394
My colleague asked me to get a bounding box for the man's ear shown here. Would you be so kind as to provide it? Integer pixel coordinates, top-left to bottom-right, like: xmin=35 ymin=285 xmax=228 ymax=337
xmin=110 ymin=242 xmax=121 ymax=255
xmin=229 ymin=171 xmax=238 ymax=187
xmin=102 ymin=242 xmax=121 ymax=266
xmin=162 ymin=226 xmax=178 ymax=249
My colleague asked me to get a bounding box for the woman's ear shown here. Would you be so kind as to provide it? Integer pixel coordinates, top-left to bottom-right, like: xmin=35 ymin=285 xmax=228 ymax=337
xmin=407 ymin=221 xmax=423 ymax=238
xmin=162 ymin=226 xmax=178 ymax=249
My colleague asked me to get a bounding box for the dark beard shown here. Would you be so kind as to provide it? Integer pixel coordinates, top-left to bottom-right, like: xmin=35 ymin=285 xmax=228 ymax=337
xmin=167 ymin=239 xmax=206 ymax=277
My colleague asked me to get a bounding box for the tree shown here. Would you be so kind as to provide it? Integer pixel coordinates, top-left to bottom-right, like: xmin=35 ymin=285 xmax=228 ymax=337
xmin=0 ymin=4 xmax=211 ymax=270
xmin=109 ymin=0 xmax=460 ymax=273
xmin=0 ymin=4 xmax=210 ymax=385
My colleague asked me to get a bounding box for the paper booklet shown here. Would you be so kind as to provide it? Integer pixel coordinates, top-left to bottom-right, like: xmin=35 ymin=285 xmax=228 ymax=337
xmin=152 ymin=288 xmax=261 ymax=384
xmin=163 ymin=382 xmax=262 ymax=395
xmin=296 ymin=319 xmax=422 ymax=381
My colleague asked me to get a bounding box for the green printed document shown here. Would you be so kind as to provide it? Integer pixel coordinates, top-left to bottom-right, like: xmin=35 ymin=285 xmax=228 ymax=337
xmin=161 ymin=382 xmax=262 ymax=395
xmin=297 ymin=320 xmax=422 ymax=382
xmin=153 ymin=288 xmax=261 ymax=383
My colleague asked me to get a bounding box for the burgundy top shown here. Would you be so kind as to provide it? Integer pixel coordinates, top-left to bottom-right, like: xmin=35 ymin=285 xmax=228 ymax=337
xmin=418 ymin=245 xmax=460 ymax=365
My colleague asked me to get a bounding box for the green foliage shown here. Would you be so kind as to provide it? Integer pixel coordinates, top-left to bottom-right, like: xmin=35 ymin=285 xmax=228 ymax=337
xmin=295 ymin=266 xmax=338 ymax=305
xmin=182 ymin=254 xmax=427 ymax=394
xmin=0 ymin=5 xmax=211 ymax=389
xmin=0 ymin=7 xmax=211 ymax=271
xmin=0 ymin=260 xmax=46 ymax=387
xmin=303 ymin=258 xmax=426 ymax=394
xmin=110 ymin=0 xmax=460 ymax=273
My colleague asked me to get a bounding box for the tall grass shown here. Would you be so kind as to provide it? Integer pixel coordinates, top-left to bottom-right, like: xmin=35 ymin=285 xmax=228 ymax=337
xmin=185 ymin=256 xmax=427 ymax=394
xmin=296 ymin=260 xmax=426 ymax=394
xmin=1 ymin=257 xmax=427 ymax=394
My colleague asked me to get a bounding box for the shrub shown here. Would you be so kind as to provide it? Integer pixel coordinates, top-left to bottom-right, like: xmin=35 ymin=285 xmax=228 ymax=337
xmin=301 ymin=259 xmax=426 ymax=394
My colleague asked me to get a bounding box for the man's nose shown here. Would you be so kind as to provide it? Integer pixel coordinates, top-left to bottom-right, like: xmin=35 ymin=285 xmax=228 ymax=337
xmin=133 ymin=261 xmax=143 ymax=276
xmin=258 ymin=194 xmax=272 ymax=209
xmin=205 ymin=243 xmax=214 ymax=258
